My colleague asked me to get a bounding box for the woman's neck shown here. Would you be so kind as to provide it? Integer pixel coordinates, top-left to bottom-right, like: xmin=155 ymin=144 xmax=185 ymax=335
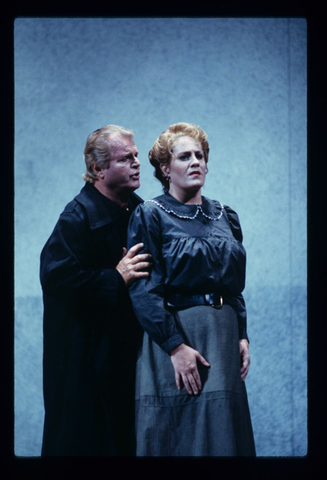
xmin=168 ymin=186 xmax=202 ymax=205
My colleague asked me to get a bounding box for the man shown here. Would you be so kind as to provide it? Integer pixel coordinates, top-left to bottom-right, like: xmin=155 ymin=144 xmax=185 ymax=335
xmin=40 ymin=125 xmax=151 ymax=456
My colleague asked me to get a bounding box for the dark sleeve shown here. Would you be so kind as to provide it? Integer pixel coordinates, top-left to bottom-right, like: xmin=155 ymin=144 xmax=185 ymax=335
xmin=225 ymin=294 xmax=248 ymax=341
xmin=224 ymin=205 xmax=249 ymax=341
xmin=40 ymin=203 xmax=126 ymax=307
xmin=127 ymin=204 xmax=185 ymax=353
xmin=224 ymin=205 xmax=243 ymax=242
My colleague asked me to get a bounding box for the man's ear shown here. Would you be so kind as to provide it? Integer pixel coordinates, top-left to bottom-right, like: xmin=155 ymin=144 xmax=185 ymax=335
xmin=91 ymin=162 xmax=98 ymax=173
xmin=92 ymin=163 xmax=104 ymax=179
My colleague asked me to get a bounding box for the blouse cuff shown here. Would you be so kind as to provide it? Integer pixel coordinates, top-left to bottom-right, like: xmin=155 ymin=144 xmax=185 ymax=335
xmin=160 ymin=333 xmax=185 ymax=354
xmin=238 ymin=326 xmax=249 ymax=343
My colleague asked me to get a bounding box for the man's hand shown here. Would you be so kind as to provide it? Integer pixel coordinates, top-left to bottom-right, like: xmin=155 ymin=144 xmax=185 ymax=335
xmin=116 ymin=243 xmax=152 ymax=286
xmin=170 ymin=343 xmax=210 ymax=395
xmin=239 ymin=339 xmax=250 ymax=382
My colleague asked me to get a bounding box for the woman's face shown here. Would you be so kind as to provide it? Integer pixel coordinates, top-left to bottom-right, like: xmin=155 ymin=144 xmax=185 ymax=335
xmin=162 ymin=135 xmax=206 ymax=201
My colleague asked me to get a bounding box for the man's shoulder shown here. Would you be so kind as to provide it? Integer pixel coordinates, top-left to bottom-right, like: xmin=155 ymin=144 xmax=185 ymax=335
xmin=58 ymin=197 xmax=88 ymax=230
xmin=61 ymin=183 xmax=143 ymax=228
xmin=62 ymin=198 xmax=81 ymax=214
xmin=58 ymin=184 xmax=96 ymax=226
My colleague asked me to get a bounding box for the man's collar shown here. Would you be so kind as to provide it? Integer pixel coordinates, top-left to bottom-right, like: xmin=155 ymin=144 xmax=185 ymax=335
xmin=75 ymin=182 xmax=143 ymax=229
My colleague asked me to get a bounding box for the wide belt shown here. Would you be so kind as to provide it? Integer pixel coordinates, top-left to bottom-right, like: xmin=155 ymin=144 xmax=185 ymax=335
xmin=166 ymin=292 xmax=224 ymax=309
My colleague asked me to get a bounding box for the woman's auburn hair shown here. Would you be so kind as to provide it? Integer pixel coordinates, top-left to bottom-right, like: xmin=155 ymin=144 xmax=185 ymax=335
xmin=148 ymin=122 xmax=210 ymax=190
xmin=83 ymin=124 xmax=134 ymax=183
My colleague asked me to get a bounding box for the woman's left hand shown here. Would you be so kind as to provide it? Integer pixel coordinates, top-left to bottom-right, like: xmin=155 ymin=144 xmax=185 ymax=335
xmin=239 ymin=339 xmax=250 ymax=382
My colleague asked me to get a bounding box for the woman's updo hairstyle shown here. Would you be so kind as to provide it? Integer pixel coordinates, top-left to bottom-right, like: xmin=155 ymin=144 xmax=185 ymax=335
xmin=148 ymin=122 xmax=209 ymax=191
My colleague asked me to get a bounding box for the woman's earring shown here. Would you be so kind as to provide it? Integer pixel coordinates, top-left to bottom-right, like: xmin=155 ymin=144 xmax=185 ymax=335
xmin=164 ymin=169 xmax=170 ymax=181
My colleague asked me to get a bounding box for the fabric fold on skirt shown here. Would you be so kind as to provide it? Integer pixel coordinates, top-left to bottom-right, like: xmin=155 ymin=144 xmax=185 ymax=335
xmin=135 ymin=304 xmax=256 ymax=457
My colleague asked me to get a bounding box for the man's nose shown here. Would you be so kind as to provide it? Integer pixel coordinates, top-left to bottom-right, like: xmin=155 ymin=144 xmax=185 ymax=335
xmin=132 ymin=155 xmax=141 ymax=166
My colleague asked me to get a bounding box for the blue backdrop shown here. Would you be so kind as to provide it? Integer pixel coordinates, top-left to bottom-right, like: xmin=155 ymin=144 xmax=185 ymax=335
xmin=14 ymin=17 xmax=307 ymax=456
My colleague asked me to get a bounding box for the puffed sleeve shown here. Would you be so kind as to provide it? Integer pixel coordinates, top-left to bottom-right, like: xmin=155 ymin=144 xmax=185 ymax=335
xmin=224 ymin=205 xmax=243 ymax=242
xmin=127 ymin=204 xmax=185 ymax=353
xmin=224 ymin=205 xmax=249 ymax=341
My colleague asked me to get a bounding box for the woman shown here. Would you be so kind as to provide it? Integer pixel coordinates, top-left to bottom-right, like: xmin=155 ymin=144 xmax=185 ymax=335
xmin=127 ymin=123 xmax=256 ymax=456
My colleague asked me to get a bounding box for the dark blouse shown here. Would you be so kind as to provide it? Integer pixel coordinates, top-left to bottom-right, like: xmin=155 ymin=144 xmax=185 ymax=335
xmin=127 ymin=192 xmax=248 ymax=354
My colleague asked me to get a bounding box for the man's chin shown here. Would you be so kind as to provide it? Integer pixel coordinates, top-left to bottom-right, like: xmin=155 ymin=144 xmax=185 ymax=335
xmin=125 ymin=181 xmax=140 ymax=194
xmin=131 ymin=180 xmax=141 ymax=190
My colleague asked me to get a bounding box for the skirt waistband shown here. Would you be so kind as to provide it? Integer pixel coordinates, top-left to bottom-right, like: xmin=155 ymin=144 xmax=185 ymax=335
xmin=166 ymin=292 xmax=224 ymax=309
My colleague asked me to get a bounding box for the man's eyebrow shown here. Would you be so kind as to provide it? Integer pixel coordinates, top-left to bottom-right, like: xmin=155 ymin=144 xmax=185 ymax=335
xmin=119 ymin=151 xmax=139 ymax=160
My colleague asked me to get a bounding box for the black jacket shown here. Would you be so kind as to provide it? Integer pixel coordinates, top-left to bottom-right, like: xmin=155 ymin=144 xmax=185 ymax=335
xmin=40 ymin=182 xmax=142 ymax=456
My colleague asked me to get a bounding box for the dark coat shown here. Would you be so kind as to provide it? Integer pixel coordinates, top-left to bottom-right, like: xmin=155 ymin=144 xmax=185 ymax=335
xmin=40 ymin=182 xmax=143 ymax=456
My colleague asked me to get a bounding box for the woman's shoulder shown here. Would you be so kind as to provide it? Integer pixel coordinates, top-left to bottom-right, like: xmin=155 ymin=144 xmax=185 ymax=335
xmin=221 ymin=204 xmax=243 ymax=241
xmin=135 ymin=194 xmax=167 ymax=213
xmin=202 ymin=196 xmax=239 ymax=219
xmin=130 ymin=195 xmax=167 ymax=224
xmin=137 ymin=194 xmax=177 ymax=214
xmin=202 ymin=196 xmax=243 ymax=239
xmin=145 ymin=194 xmax=167 ymax=206
xmin=222 ymin=204 xmax=241 ymax=223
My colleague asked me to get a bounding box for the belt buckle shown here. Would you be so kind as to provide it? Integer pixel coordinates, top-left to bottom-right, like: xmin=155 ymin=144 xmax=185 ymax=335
xmin=205 ymin=293 xmax=223 ymax=309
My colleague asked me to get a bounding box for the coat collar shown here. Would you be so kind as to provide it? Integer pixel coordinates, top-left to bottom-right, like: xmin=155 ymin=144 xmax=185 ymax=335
xmin=75 ymin=182 xmax=143 ymax=229
xmin=148 ymin=192 xmax=224 ymax=220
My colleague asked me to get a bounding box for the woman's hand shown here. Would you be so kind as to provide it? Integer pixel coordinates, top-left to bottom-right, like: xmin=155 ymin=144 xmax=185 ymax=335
xmin=239 ymin=339 xmax=250 ymax=382
xmin=170 ymin=343 xmax=210 ymax=395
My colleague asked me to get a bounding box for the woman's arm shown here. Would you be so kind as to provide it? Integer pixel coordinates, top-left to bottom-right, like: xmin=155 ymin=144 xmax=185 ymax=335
xmin=128 ymin=204 xmax=185 ymax=352
xmin=224 ymin=205 xmax=251 ymax=380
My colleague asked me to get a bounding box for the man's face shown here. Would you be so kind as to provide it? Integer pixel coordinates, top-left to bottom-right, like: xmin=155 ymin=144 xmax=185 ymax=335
xmin=101 ymin=135 xmax=141 ymax=194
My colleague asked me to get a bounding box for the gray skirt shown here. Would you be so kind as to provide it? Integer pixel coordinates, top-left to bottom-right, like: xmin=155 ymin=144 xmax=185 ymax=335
xmin=135 ymin=304 xmax=256 ymax=456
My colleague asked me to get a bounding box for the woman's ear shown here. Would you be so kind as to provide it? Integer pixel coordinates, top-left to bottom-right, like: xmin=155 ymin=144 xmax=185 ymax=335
xmin=160 ymin=163 xmax=170 ymax=176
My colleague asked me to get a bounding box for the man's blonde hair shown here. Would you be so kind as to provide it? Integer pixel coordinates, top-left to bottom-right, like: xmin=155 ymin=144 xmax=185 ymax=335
xmin=83 ymin=125 xmax=134 ymax=183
